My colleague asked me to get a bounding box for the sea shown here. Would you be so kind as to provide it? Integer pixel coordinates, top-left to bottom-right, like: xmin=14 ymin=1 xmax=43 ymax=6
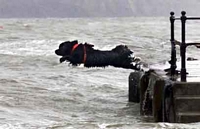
xmin=0 ymin=17 xmax=200 ymax=129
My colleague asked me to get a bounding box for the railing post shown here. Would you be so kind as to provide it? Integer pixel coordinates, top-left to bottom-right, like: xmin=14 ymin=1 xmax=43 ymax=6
xmin=180 ymin=11 xmax=187 ymax=82
xmin=170 ymin=12 xmax=176 ymax=78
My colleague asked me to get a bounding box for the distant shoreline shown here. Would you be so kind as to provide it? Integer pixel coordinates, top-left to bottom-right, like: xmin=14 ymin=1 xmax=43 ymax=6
xmin=0 ymin=0 xmax=199 ymax=18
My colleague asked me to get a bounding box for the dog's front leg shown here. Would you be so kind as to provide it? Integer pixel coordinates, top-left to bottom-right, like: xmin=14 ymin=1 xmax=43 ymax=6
xmin=60 ymin=56 xmax=70 ymax=63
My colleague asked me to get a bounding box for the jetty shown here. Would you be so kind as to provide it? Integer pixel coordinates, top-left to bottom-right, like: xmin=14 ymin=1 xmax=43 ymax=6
xmin=129 ymin=11 xmax=200 ymax=123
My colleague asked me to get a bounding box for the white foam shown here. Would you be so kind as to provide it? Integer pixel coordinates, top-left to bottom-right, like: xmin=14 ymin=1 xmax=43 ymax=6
xmin=0 ymin=40 xmax=61 ymax=56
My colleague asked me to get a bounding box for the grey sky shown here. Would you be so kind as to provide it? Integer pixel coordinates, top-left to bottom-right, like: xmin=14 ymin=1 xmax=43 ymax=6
xmin=0 ymin=0 xmax=199 ymax=18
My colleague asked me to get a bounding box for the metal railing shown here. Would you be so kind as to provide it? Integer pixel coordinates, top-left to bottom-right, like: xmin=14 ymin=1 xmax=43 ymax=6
xmin=170 ymin=11 xmax=200 ymax=82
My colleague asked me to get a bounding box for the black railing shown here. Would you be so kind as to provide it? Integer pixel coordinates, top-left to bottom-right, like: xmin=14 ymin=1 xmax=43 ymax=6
xmin=169 ymin=12 xmax=176 ymax=78
xmin=170 ymin=11 xmax=200 ymax=82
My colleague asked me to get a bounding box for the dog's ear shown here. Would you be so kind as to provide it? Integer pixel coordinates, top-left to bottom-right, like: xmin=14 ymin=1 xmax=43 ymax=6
xmin=71 ymin=40 xmax=78 ymax=44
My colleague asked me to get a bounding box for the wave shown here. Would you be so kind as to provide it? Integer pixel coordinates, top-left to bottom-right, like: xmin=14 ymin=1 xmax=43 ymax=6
xmin=0 ymin=40 xmax=62 ymax=56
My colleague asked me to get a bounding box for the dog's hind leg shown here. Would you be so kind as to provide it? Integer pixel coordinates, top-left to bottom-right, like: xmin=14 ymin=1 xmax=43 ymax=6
xmin=127 ymin=53 xmax=143 ymax=70
xmin=130 ymin=62 xmax=142 ymax=71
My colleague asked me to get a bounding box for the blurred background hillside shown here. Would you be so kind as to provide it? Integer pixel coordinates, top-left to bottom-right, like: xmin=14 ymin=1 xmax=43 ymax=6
xmin=0 ymin=0 xmax=199 ymax=18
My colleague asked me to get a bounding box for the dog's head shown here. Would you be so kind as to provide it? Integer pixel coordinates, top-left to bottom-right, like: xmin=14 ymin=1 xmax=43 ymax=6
xmin=55 ymin=40 xmax=78 ymax=56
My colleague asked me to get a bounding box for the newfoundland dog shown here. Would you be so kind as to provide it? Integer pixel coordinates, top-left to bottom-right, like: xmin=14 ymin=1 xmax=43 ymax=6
xmin=55 ymin=40 xmax=142 ymax=70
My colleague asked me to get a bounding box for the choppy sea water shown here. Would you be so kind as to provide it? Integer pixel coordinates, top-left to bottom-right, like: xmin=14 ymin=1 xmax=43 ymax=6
xmin=0 ymin=17 xmax=200 ymax=129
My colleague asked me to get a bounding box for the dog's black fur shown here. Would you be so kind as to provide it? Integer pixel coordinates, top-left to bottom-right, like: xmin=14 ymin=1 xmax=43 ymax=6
xmin=55 ymin=40 xmax=141 ymax=70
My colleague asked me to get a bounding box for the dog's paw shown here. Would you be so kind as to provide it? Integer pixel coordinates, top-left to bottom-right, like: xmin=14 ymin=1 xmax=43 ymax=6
xmin=131 ymin=62 xmax=141 ymax=71
xmin=135 ymin=64 xmax=140 ymax=70
xmin=129 ymin=54 xmax=141 ymax=63
xmin=60 ymin=56 xmax=71 ymax=63
xmin=132 ymin=62 xmax=149 ymax=72
xmin=133 ymin=57 xmax=141 ymax=63
xmin=135 ymin=64 xmax=143 ymax=71
xmin=60 ymin=57 xmax=66 ymax=63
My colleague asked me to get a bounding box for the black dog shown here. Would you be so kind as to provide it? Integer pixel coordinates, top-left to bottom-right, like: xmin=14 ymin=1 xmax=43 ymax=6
xmin=55 ymin=40 xmax=142 ymax=70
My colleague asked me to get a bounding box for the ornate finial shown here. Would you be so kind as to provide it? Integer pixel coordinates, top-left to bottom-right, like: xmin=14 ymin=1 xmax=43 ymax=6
xmin=181 ymin=11 xmax=186 ymax=16
xmin=170 ymin=12 xmax=175 ymax=16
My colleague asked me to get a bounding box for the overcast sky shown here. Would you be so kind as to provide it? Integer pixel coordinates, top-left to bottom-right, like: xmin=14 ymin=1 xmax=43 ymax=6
xmin=0 ymin=0 xmax=200 ymax=18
